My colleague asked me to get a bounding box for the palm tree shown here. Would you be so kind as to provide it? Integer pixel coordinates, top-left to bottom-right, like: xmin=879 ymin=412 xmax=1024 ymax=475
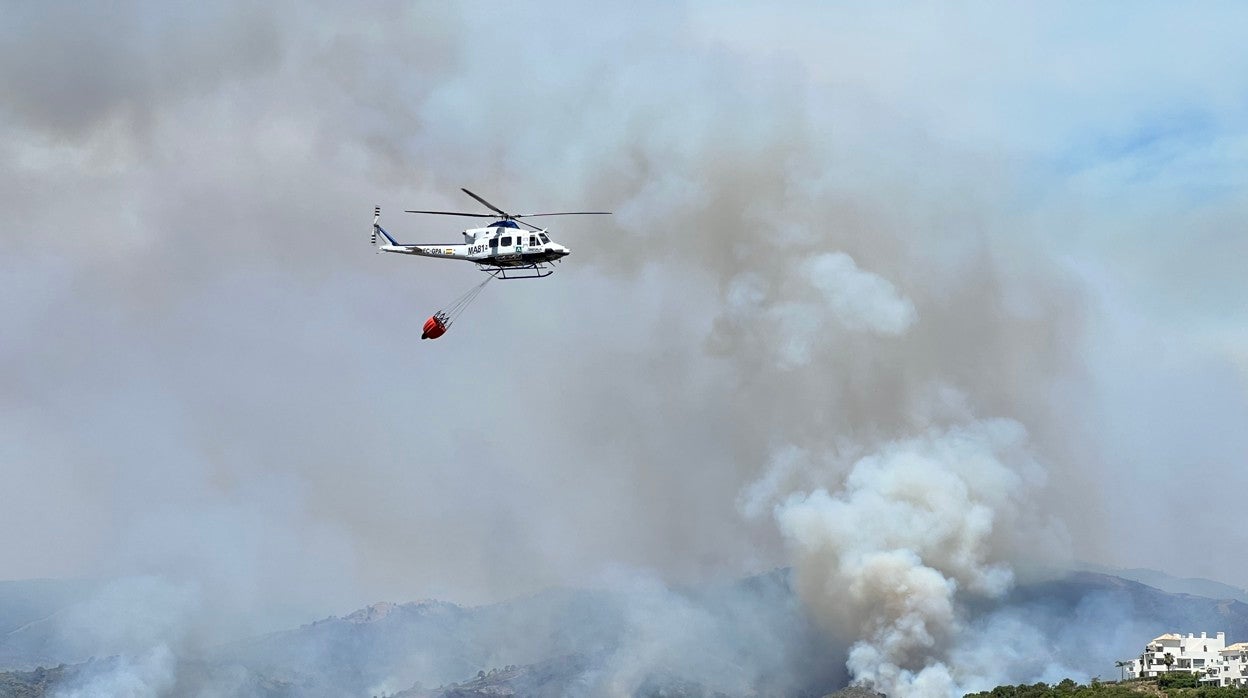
xmin=1164 ymin=652 xmax=1175 ymax=673
xmin=1116 ymin=660 xmax=1131 ymax=681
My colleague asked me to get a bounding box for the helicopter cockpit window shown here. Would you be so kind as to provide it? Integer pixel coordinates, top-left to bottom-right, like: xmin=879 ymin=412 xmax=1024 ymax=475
xmin=500 ymin=236 xmax=512 ymax=247
xmin=539 ymin=233 xmax=550 ymax=244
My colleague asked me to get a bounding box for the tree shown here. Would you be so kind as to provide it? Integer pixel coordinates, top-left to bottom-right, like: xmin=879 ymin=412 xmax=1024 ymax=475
xmin=1115 ymin=660 xmax=1130 ymax=681
xmin=1163 ymin=652 xmax=1175 ymax=673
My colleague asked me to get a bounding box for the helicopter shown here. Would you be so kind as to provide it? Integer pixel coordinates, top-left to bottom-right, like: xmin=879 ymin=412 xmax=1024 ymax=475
xmin=370 ymin=188 xmax=611 ymax=280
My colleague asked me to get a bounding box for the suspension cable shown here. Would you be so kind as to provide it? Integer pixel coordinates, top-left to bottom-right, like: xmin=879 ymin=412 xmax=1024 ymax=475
xmin=440 ymin=276 xmax=494 ymax=327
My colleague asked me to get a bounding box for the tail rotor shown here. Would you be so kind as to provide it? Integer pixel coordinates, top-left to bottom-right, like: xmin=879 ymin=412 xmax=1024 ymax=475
xmin=371 ymin=206 xmax=380 ymax=249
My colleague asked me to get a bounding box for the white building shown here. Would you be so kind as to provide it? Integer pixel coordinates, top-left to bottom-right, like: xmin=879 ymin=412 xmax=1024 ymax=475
xmin=1203 ymin=642 xmax=1248 ymax=687
xmin=1126 ymin=632 xmax=1226 ymax=679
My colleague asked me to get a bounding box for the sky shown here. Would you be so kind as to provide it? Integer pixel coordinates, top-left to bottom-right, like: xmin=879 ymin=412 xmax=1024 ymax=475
xmin=2 ymin=0 xmax=1248 ymax=693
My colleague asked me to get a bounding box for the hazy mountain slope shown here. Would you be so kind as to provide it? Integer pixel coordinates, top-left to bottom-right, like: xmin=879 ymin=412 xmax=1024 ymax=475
xmin=982 ymin=571 xmax=1248 ymax=674
xmin=211 ymin=571 xmax=1248 ymax=697
xmin=0 ymin=580 xmax=102 ymax=672
xmin=1113 ymin=569 xmax=1248 ymax=605
xmin=212 ymin=570 xmax=838 ymax=697
xmin=0 ymin=580 xmax=99 ymax=637
xmin=392 ymin=654 xmax=602 ymax=698
xmin=0 ymin=657 xmax=300 ymax=698
xmin=1010 ymin=572 xmax=1248 ymax=637
xmin=5 ymin=570 xmax=1248 ymax=696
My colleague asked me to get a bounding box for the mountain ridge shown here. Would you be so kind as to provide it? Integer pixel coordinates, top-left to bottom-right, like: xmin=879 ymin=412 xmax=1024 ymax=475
xmin=4 ymin=570 xmax=1248 ymax=696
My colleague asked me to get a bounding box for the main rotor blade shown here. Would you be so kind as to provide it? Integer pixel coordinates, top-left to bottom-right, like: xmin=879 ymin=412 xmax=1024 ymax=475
xmin=461 ymin=188 xmax=510 ymax=217
xmin=515 ymin=212 xmax=613 ymax=218
xmin=404 ymin=210 xmax=497 ymax=217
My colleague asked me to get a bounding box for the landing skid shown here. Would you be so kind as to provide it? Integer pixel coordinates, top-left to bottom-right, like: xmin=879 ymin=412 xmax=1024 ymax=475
xmin=480 ymin=264 xmax=555 ymax=280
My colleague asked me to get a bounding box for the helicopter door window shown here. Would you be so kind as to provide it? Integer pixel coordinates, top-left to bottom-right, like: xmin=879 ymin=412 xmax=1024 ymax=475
xmin=489 ymin=237 xmax=498 ymax=249
xmin=539 ymin=233 xmax=550 ymax=244
xmin=500 ymin=236 xmax=512 ymax=247
xmin=529 ymin=235 xmax=538 ymax=246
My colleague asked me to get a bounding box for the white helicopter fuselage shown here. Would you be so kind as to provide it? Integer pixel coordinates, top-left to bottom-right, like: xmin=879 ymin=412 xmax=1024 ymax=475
xmin=378 ymin=222 xmax=570 ymax=268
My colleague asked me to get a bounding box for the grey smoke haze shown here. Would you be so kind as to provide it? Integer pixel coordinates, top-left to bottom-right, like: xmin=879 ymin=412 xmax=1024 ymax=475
xmin=3 ymin=0 xmax=1248 ymax=695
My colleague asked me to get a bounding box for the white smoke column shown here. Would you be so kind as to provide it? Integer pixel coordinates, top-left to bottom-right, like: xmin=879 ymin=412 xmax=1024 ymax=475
xmin=805 ymin=252 xmax=917 ymax=337
xmin=724 ymin=252 xmax=917 ymax=369
xmin=774 ymin=419 xmax=1063 ymax=697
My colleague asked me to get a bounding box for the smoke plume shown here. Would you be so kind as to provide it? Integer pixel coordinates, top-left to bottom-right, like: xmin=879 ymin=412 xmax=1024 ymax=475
xmin=771 ymin=421 xmax=1065 ymax=695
